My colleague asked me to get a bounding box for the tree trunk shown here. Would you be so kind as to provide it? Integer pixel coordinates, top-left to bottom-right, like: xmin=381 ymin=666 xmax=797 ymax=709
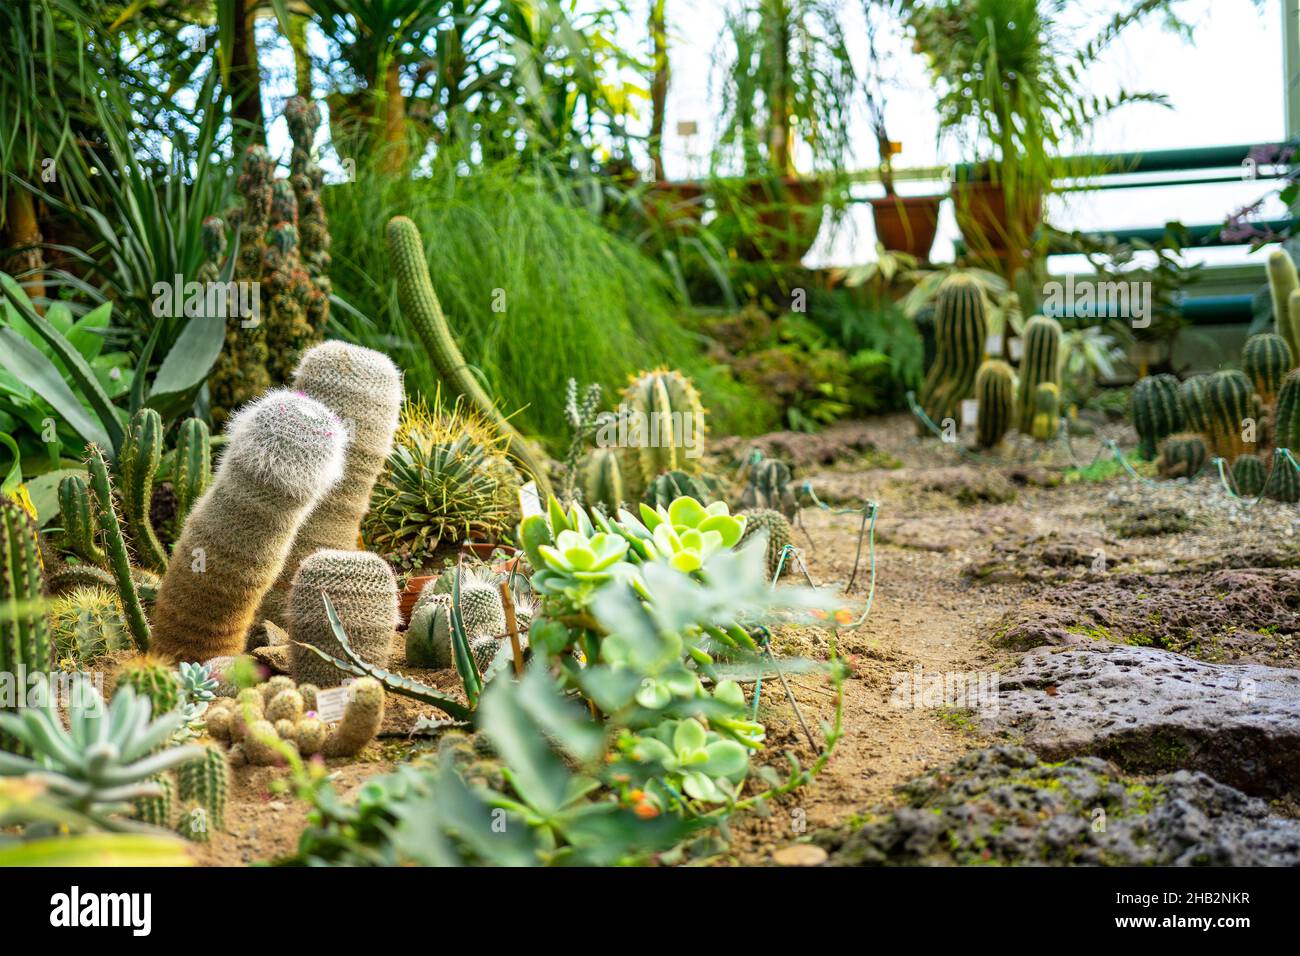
xmin=229 ymin=0 xmax=265 ymax=145
xmin=648 ymin=0 xmax=669 ymax=181
xmin=378 ymin=58 xmax=408 ymax=173
xmin=3 ymin=190 xmax=45 ymax=305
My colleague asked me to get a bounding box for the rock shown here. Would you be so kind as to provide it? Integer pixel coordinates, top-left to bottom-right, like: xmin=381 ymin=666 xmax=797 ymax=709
xmin=820 ymin=746 xmax=1300 ymax=866
xmin=772 ymin=844 xmax=827 ymax=866
xmin=912 ymin=466 xmax=1016 ymax=505
xmin=977 ymin=644 xmax=1300 ymax=796
xmin=252 ymin=644 xmax=293 ymax=674
xmin=1106 ymin=504 xmax=1193 ymax=538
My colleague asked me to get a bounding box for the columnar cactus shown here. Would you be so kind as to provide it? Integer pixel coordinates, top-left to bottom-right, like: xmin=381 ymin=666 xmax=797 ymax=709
xmin=118 ymin=408 xmax=168 ymax=571
xmin=386 ymin=215 xmax=553 ymax=495
xmin=738 ymin=508 xmax=794 ymax=580
xmin=619 ymin=368 xmax=709 ymax=496
xmin=974 ymin=359 xmax=1015 ymax=449
xmin=1203 ymin=369 xmax=1258 ymax=461
xmin=323 ymin=677 xmax=385 ymax=758
xmin=1268 ymin=249 xmax=1300 ymax=360
xmin=1241 ymin=333 xmax=1293 ymax=407
xmin=284 ymin=96 xmax=332 ymax=294
xmin=172 ymin=417 xmax=211 ymax=533
xmin=258 ymin=342 xmax=403 ymax=627
xmin=739 ymin=457 xmax=798 ymax=518
xmin=1156 ymin=433 xmax=1207 ymax=480
xmin=1231 ymin=454 xmax=1266 ymax=497
xmin=1129 ymin=374 xmax=1184 ymax=460
xmin=57 ymin=474 xmax=104 ymax=565
xmin=1 ymin=499 xmax=49 ymax=752
xmin=1016 ymin=316 xmax=1061 ymax=433
xmin=1277 ymin=369 xmax=1300 ymax=452
xmin=581 ymin=447 xmax=624 ymax=513
xmin=176 ymin=745 xmax=228 ymax=833
xmin=151 ymin=390 xmax=347 ymax=663
xmin=132 ymin=774 xmax=174 ymax=828
xmin=87 ymin=444 xmax=151 ymax=652
xmin=1179 ymin=374 xmax=1211 ymax=435
xmin=117 ymin=655 xmax=182 ymax=716
xmin=917 ymin=273 xmax=987 ymax=434
xmin=1030 ymin=382 xmax=1060 ymax=442
xmin=289 ymin=549 xmax=398 ymax=688
xmin=644 ymin=470 xmax=718 ymax=510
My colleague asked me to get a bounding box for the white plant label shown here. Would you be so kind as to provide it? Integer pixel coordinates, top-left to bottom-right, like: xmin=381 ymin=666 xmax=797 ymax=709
xmin=1009 ymin=337 xmax=1024 ymax=361
xmin=315 ymin=685 xmax=351 ymax=724
xmin=961 ymin=399 xmax=979 ymax=429
xmin=519 ymin=481 xmax=543 ymax=518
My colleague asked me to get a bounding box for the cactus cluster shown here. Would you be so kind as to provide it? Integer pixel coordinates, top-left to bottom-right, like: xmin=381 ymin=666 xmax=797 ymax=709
xmin=1129 ymin=374 xmax=1184 ymax=460
xmin=738 ymin=455 xmax=798 ymax=518
xmin=0 ymin=498 xmax=50 ymax=752
xmin=918 ymin=273 xmax=987 ymax=433
xmin=133 ymin=744 xmax=230 ymax=843
xmin=406 ymin=566 xmax=533 ymax=672
xmin=1241 ymin=333 xmax=1293 ymax=406
xmin=974 ymin=359 xmax=1015 ymax=449
xmin=289 ymin=549 xmax=399 ymax=688
xmin=1156 ymin=433 xmax=1207 ymax=480
xmin=738 ymin=508 xmax=794 ymax=580
xmin=1016 ymin=316 xmax=1062 ymax=434
xmin=617 ymin=367 xmax=709 ymax=499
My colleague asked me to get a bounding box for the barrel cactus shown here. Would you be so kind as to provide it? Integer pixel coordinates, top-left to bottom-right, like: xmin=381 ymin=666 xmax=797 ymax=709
xmin=1030 ymin=382 xmax=1060 ymax=442
xmin=1016 ymin=316 xmax=1061 ymax=433
xmin=289 ymin=549 xmax=399 ymax=688
xmin=917 ymin=273 xmax=987 ymax=434
xmin=1179 ymin=374 xmax=1212 ymax=436
xmin=644 ymin=470 xmax=720 ymax=510
xmin=581 ymin=447 xmax=625 ymax=513
xmin=619 ymin=367 xmax=709 ymax=497
xmin=1129 ymin=374 xmax=1184 ymax=460
xmin=117 ymin=655 xmax=183 ymax=717
xmin=1156 ymin=433 xmax=1207 ymax=480
xmin=49 ymin=587 xmax=130 ymax=662
xmin=1241 ymin=333 xmax=1293 ymax=407
xmin=974 ymin=359 xmax=1015 ymax=448
xmin=738 ymin=456 xmax=798 ymax=518
xmin=1264 ymin=450 xmax=1300 ymax=503
xmin=1203 ymin=369 xmax=1259 ymax=461
xmin=1231 ymin=454 xmax=1267 ymax=498
xmin=1277 ymin=369 xmax=1300 ymax=453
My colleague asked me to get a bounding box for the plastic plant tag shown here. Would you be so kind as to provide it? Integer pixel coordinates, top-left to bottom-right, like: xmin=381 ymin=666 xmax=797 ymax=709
xmin=986 ymin=334 xmax=1002 ymax=356
xmin=519 ymin=481 xmax=542 ymax=518
xmin=1009 ymin=337 xmax=1024 ymax=361
xmin=315 ymin=684 xmax=351 ymax=724
xmin=960 ymin=399 xmax=979 ymax=430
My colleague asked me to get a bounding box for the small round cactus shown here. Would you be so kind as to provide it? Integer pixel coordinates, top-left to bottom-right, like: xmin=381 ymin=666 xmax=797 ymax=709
xmin=1157 ymin=433 xmax=1208 ymax=480
xmin=117 ymin=655 xmax=182 ymax=716
xmin=289 ymin=549 xmax=399 ymax=687
xmin=1231 ymin=454 xmax=1267 ymax=498
xmin=323 ymin=677 xmax=385 ymax=758
xmin=1129 ymin=374 xmax=1184 ymax=460
xmin=1242 ymin=333 xmax=1293 ymax=406
xmin=738 ymin=508 xmax=794 ymax=580
xmin=267 ymin=688 xmax=305 ymax=724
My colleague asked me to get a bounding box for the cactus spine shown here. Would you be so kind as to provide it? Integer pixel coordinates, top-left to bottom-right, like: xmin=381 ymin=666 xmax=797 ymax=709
xmin=1156 ymin=433 xmax=1207 ymax=480
xmin=119 ymin=408 xmax=168 ymax=571
xmin=1129 ymin=374 xmax=1184 ymax=460
xmin=386 ymin=215 xmax=552 ymax=495
xmin=1268 ymin=249 xmax=1300 ymax=360
xmin=49 ymin=587 xmax=130 ymax=661
xmin=176 ymin=745 xmax=228 ymax=832
xmin=151 ymin=390 xmax=347 ymax=663
xmin=974 ymin=359 xmax=1015 ymax=448
xmin=1277 ymin=369 xmax=1300 ymax=452
xmin=57 ymin=474 xmax=104 ymax=565
xmin=1030 ymin=382 xmax=1060 ymax=442
xmin=619 ymin=368 xmax=709 ymax=495
xmin=1241 ymin=333 xmax=1293 ymax=407
xmin=581 ymin=447 xmax=624 ymax=513
xmin=289 ymin=550 xmax=398 ymax=687
xmin=1 ymin=499 xmax=50 ymax=752
xmin=87 ymin=444 xmax=151 ymax=652
xmin=1231 ymin=454 xmax=1266 ymax=497
xmin=918 ymin=273 xmax=987 ymax=433
xmin=738 ymin=508 xmax=794 ymax=580
xmin=1204 ymin=369 xmax=1258 ymax=462
xmin=1179 ymin=374 xmax=1211 ymax=435
xmin=172 ymin=417 xmax=211 ymax=533
xmin=1016 ymin=316 xmax=1061 ymax=433
xmin=117 ymin=655 xmax=182 ymax=716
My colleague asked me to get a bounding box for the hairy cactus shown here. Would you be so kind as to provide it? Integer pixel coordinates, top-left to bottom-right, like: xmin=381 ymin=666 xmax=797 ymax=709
xmin=1268 ymin=249 xmax=1300 ymax=360
xmin=619 ymin=368 xmax=709 ymax=496
xmin=152 ymin=390 xmax=347 ymax=663
xmin=1129 ymin=374 xmax=1184 ymax=460
xmin=918 ymin=273 xmax=987 ymax=434
xmin=176 ymin=745 xmax=228 ymax=833
xmin=1232 ymin=454 xmax=1266 ymax=497
xmin=0 ymin=499 xmax=49 ymax=752
xmin=49 ymin=586 xmax=130 ymax=662
xmin=1242 ymin=333 xmax=1293 ymax=407
xmin=1156 ymin=433 xmax=1208 ymax=480
xmin=57 ymin=474 xmax=104 ymax=565
xmin=289 ymin=549 xmax=398 ymax=688
xmin=1030 ymin=382 xmax=1060 ymax=442
xmin=118 ymin=408 xmax=168 ymax=571
xmin=1204 ymin=369 xmax=1258 ymax=462
xmin=738 ymin=508 xmax=794 ymax=580
xmin=1016 ymin=316 xmax=1061 ymax=433
xmin=581 ymin=447 xmax=624 ymax=513
xmin=323 ymin=677 xmax=385 ymax=758
xmin=386 ymin=215 xmax=552 ymax=494
xmin=1277 ymin=369 xmax=1300 ymax=453
xmin=172 ymin=417 xmax=211 ymax=534
xmin=974 ymin=359 xmax=1015 ymax=448
xmin=117 ymin=655 xmax=182 ymax=716
xmin=739 ymin=456 xmax=798 ymax=518
xmin=1179 ymin=374 xmax=1211 ymax=435
xmin=87 ymin=444 xmax=152 ymax=651
xmin=258 ymin=342 xmax=403 ymax=627
xmin=644 ymin=469 xmax=719 ymax=511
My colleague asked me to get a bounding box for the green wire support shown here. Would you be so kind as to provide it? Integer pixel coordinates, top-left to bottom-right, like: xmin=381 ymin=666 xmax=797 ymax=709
xmin=906 ymin=390 xmax=1047 ymax=467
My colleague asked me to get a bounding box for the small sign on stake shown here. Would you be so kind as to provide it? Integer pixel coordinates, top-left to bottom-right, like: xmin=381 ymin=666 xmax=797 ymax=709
xmin=519 ymin=481 xmax=543 ymax=518
xmin=315 ymin=682 xmax=353 ymax=724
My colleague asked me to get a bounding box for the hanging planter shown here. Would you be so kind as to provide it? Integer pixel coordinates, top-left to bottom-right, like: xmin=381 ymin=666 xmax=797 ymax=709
xmin=869 ymin=193 xmax=943 ymax=260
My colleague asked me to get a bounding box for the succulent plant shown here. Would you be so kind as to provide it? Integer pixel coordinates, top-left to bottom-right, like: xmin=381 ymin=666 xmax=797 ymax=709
xmin=1203 ymin=369 xmax=1259 ymax=462
xmin=1231 ymin=454 xmax=1266 ymax=497
xmin=117 ymin=655 xmax=183 ymax=717
xmin=211 ymin=675 xmax=386 ymax=764
xmin=1268 ymin=248 xmax=1300 ymax=360
xmin=738 ymin=456 xmax=798 ymax=518
xmin=738 ymin=508 xmax=794 ymax=580
xmin=151 ymin=389 xmax=347 ymax=663
xmin=1016 ymin=316 xmax=1062 ymax=434
xmin=1277 ymin=368 xmax=1300 ymax=455
xmin=171 ymin=417 xmax=212 ymax=535
xmin=1242 ymin=333 xmax=1293 ymax=407
xmin=974 ymin=359 xmax=1015 ymax=449
xmin=87 ymin=443 xmax=151 ymax=652
xmin=1156 ymin=433 xmax=1207 ymax=480
xmin=176 ymin=745 xmax=228 ymax=835
xmin=1030 ymin=381 xmax=1060 ymax=442
xmin=918 ymin=273 xmax=987 ymax=434
xmin=289 ymin=549 xmax=399 ymax=688
xmin=57 ymin=474 xmax=104 ymax=566
xmin=48 ymin=586 xmax=131 ymax=662
xmin=118 ymin=408 xmax=168 ymax=571
xmin=618 ymin=368 xmax=709 ymax=497
xmin=132 ymin=774 xmax=174 ymax=829
xmin=580 ymin=447 xmax=624 ymax=513
xmin=643 ymin=469 xmax=720 ymax=511
xmin=178 ymin=660 xmax=219 ymax=724
xmin=637 ymin=498 xmax=746 ymax=574
xmin=1 ymin=498 xmax=50 ymax=753
xmin=1264 ymin=450 xmax=1300 ymax=503
xmin=1129 ymin=374 xmax=1184 ymax=460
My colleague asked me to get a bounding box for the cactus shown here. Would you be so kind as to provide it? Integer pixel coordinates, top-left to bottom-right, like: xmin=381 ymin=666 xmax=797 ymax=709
xmin=1277 ymin=369 xmax=1300 ymax=453
xmin=289 ymin=549 xmax=398 ymax=688
xmin=118 ymin=408 xmax=168 ymax=571
xmin=644 ymin=469 xmax=719 ymax=510
xmin=581 ymin=447 xmax=624 ymax=513
xmin=738 ymin=456 xmax=798 ymax=518
xmin=151 ymin=389 xmax=347 ymax=664
xmin=0 ymin=499 xmax=50 ymax=752
xmin=117 ymin=655 xmax=183 ymax=716
xmin=172 ymin=417 xmax=211 ymax=534
xmin=1179 ymin=374 xmax=1211 ymax=435
xmin=86 ymin=444 xmax=152 ymax=652
xmin=1232 ymin=454 xmax=1267 ymax=497
xmin=176 ymin=745 xmax=228 ymax=832
xmin=917 ymin=273 xmax=987 ymax=434
xmin=619 ymin=368 xmax=709 ymax=496
xmin=386 ymin=215 xmax=552 ymax=495
xmin=1204 ymin=369 xmax=1258 ymax=461
xmin=1241 ymin=333 xmax=1293 ymax=407
xmin=266 ymin=688 xmax=305 ymax=723
xmin=1030 ymin=382 xmax=1060 ymax=442
xmin=405 ymin=590 xmax=453 ymax=668
xmin=45 ymin=562 xmax=158 ymax=602
xmin=974 ymin=359 xmax=1015 ymax=449
xmin=1016 ymin=316 xmax=1061 ymax=433
xmin=57 ymin=474 xmax=104 ymax=565
xmin=738 ymin=508 xmax=794 ymax=580
xmin=1129 ymin=374 xmax=1184 ymax=460
xmin=132 ymin=774 xmax=175 ymax=829
xmin=49 ymin=586 xmax=131 ymax=662
xmin=323 ymin=676 xmax=385 ymax=758
xmin=1268 ymin=249 xmax=1300 ymax=360
xmin=258 ymin=342 xmax=403 ymax=627
xmin=1156 ymin=433 xmax=1207 ymax=480
xmin=1264 ymin=450 xmax=1300 ymax=503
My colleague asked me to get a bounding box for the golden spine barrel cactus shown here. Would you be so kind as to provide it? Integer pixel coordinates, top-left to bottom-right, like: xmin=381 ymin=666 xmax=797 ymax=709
xmin=151 ymin=390 xmax=348 ymax=663
xmin=1277 ymin=369 xmax=1300 ymax=452
xmin=1016 ymin=316 xmax=1061 ymax=433
xmin=581 ymin=447 xmax=625 ymax=512
xmin=1129 ymin=374 xmax=1184 ymax=460
xmin=1156 ymin=433 xmax=1208 ymax=480
xmin=1204 ymin=369 xmax=1259 ymax=461
xmin=257 ymin=342 xmax=403 ymax=627
xmin=619 ymin=367 xmax=708 ymax=497
xmin=49 ymin=587 xmax=130 ymax=662
xmin=289 ymin=549 xmax=398 ymax=688
xmin=1268 ymin=249 xmax=1300 ymax=360
xmin=1030 ymin=382 xmax=1060 ymax=442
xmin=918 ymin=273 xmax=987 ymax=434
xmin=974 ymin=359 xmax=1015 ymax=449
xmin=386 ymin=215 xmax=552 ymax=495
xmin=1241 ymin=333 xmax=1293 ymax=407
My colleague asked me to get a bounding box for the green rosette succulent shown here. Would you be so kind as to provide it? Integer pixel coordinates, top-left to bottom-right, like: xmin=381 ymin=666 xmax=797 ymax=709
xmin=618 ymin=717 xmax=750 ymax=804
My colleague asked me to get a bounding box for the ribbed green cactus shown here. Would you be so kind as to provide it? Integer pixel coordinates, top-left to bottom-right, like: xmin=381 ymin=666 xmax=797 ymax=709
xmin=1156 ymin=433 xmax=1207 ymax=480
xmin=974 ymin=359 xmax=1015 ymax=448
xmin=1268 ymin=249 xmax=1300 ymax=360
xmin=1204 ymin=369 xmax=1258 ymax=461
xmin=176 ymin=745 xmax=228 ymax=833
xmin=0 ymin=499 xmax=49 ymax=753
xmin=87 ymin=444 xmax=151 ymax=652
xmin=1129 ymin=374 xmax=1184 ymax=460
xmin=49 ymin=586 xmax=130 ymax=662
xmin=739 ymin=456 xmax=798 ymax=518
xmin=405 ymin=590 xmax=453 ymax=668
xmin=1264 ymin=450 xmax=1300 ymax=502
xmin=1232 ymin=454 xmax=1266 ymax=497
xmin=738 ymin=508 xmax=793 ymax=580
xmin=643 ymin=470 xmax=718 ymax=510
xmin=386 ymin=215 xmax=552 ymax=495
xmin=1241 ymin=333 xmax=1293 ymax=407
xmin=289 ymin=549 xmax=398 ymax=688
xmin=918 ymin=273 xmax=987 ymax=434
xmin=581 ymin=447 xmax=624 ymax=513
xmin=117 ymin=655 xmax=182 ymax=716
xmin=1030 ymin=382 xmax=1060 ymax=442
xmin=172 ymin=417 xmax=211 ymax=534
xmin=57 ymin=474 xmax=104 ymax=566
xmin=118 ymin=408 xmax=168 ymax=571
xmin=1016 ymin=316 xmax=1061 ymax=433
xmin=132 ymin=774 xmax=174 ymax=829
xmin=1277 ymin=369 xmax=1300 ymax=452
xmin=619 ymin=368 xmax=709 ymax=495
xmin=1179 ymin=374 xmax=1211 ymax=435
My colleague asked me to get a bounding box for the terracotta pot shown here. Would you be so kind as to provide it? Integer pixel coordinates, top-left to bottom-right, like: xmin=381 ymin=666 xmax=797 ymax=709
xmin=711 ymin=175 xmax=828 ymax=262
xmin=398 ymin=574 xmax=436 ymax=627
xmin=951 ymin=180 xmax=1042 ymax=260
xmin=868 ymin=194 xmax=943 ymax=260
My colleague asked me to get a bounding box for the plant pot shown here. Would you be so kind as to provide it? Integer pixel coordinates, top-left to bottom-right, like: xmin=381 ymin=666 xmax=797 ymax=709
xmin=461 ymin=541 xmax=517 ymax=562
xmin=868 ymin=194 xmax=943 ymax=260
xmin=398 ymin=574 xmax=436 ymax=628
xmin=951 ymin=180 xmax=1042 ymax=262
xmin=710 ymin=175 xmax=828 ymax=262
